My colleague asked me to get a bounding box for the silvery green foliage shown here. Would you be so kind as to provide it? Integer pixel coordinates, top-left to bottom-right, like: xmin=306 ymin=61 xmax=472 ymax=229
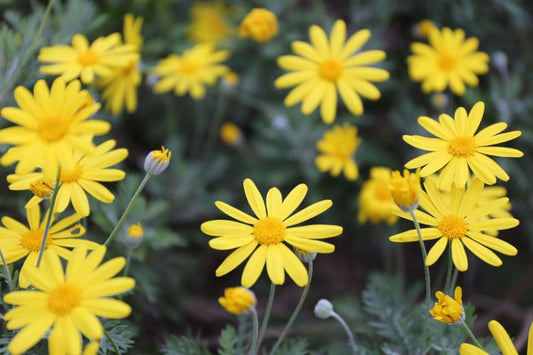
xmin=161 ymin=335 xmax=210 ymax=355
xmin=217 ymin=325 xmax=236 ymax=355
xmin=100 ymin=320 xmax=136 ymax=354
xmin=273 ymin=337 xmax=309 ymax=355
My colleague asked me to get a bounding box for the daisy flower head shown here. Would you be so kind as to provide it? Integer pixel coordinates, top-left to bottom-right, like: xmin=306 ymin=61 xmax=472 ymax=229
xmin=357 ymin=167 xmax=398 ymax=225
xmin=7 ymin=139 xmax=128 ymax=217
xmin=0 ymin=78 xmax=110 ymax=179
xmin=430 ymin=286 xmax=464 ymax=325
xmin=201 ymin=178 xmax=343 ymax=287
xmin=315 ymin=123 xmax=360 ymax=180
xmin=188 ymin=1 xmax=236 ymax=44
xmin=0 ymin=204 xmax=98 ymax=288
xmin=460 ymin=320 xmax=533 ymax=355
xmin=389 ymin=179 xmax=519 ymax=272
xmin=275 ymin=19 xmax=389 ymax=124
xmin=3 ymin=246 xmax=135 ymax=355
xmin=407 ymin=27 xmax=489 ymax=95
xmin=404 ymin=101 xmax=523 ymax=189
xmin=153 ymin=43 xmax=230 ymax=99
xmin=239 ymin=8 xmax=278 ymax=43
xmin=218 ymin=286 xmax=256 ymax=315
xmin=38 ymin=33 xmax=139 ymax=84
xmin=390 ymin=169 xmax=421 ymax=212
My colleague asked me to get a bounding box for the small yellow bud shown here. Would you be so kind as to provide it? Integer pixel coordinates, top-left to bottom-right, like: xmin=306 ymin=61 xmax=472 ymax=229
xmin=144 ymin=146 xmax=171 ymax=175
xmin=220 ymin=122 xmax=242 ymax=146
xmin=239 ymin=8 xmax=278 ymax=42
xmin=431 ymin=93 xmax=449 ymax=109
xmin=430 ymin=286 xmax=464 ymax=325
xmin=29 ymin=178 xmax=54 ymax=199
xmin=221 ymin=71 xmax=239 ymax=89
xmin=218 ymin=287 xmax=256 ymax=315
xmin=390 ymin=169 xmax=420 ymax=212
xmin=294 ymin=247 xmax=317 ymax=263
xmin=124 ymin=222 xmax=144 ymax=249
xmin=414 ymin=19 xmax=437 ymax=38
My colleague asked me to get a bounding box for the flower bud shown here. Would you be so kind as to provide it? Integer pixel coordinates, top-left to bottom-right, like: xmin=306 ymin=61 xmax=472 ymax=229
xmin=144 ymin=146 xmax=171 ymax=175
xmin=124 ymin=222 xmax=144 ymax=249
xmin=390 ymin=169 xmax=420 ymax=212
xmin=220 ymin=122 xmax=242 ymax=147
xmin=239 ymin=8 xmax=278 ymax=42
xmin=430 ymin=286 xmax=465 ymax=325
xmin=294 ymin=247 xmax=317 ymax=263
xmin=314 ymin=299 xmax=334 ymax=319
xmin=218 ymin=287 xmax=256 ymax=315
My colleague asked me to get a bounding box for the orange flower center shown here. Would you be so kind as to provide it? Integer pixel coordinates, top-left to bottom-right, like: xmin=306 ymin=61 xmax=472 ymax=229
xmin=178 ymin=60 xmax=199 ymax=75
xmin=319 ymin=59 xmax=343 ymax=81
xmin=60 ymin=164 xmax=83 ymax=183
xmin=438 ymin=215 xmax=467 ymax=239
xmin=38 ymin=117 xmax=69 ymax=142
xmin=253 ymin=217 xmax=285 ymax=245
xmin=77 ymin=50 xmax=100 ymax=66
xmin=448 ymin=136 xmax=476 ymax=157
xmin=48 ymin=283 xmax=81 ymax=315
xmin=438 ymin=53 xmax=457 ymax=71
xmin=374 ymin=185 xmax=392 ymax=201
xmin=21 ymin=229 xmax=51 ymax=252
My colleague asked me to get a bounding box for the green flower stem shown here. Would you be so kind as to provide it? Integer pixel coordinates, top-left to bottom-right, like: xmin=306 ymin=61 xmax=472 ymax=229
xmin=450 ymin=267 xmax=459 ymax=292
xmin=461 ymin=321 xmax=484 ymax=349
xmin=268 ymin=262 xmax=314 ymax=355
xmin=330 ymin=311 xmax=357 ymax=354
xmin=248 ymin=308 xmax=260 ymax=355
xmin=256 ymin=283 xmax=276 ymax=354
xmin=36 ymin=172 xmax=62 ymax=268
xmin=123 ymin=249 xmax=133 ymax=277
xmin=204 ymin=90 xmax=229 ymax=160
xmin=104 ymin=173 xmax=151 ymax=246
xmin=0 ymin=247 xmax=14 ymax=292
xmin=409 ymin=210 xmax=431 ymax=312
xmin=104 ymin=327 xmax=121 ymax=355
xmin=444 ymin=243 xmax=453 ymax=293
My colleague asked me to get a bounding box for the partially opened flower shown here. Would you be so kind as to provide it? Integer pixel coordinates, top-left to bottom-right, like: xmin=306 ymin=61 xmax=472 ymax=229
xmin=390 ymin=169 xmax=421 ymax=212
xmin=201 ymin=178 xmax=342 ymax=287
xmin=218 ymin=287 xmax=256 ymax=315
xmin=3 ymin=246 xmax=135 ymax=355
xmin=430 ymin=286 xmax=464 ymax=324
xmin=460 ymin=320 xmax=533 ymax=355
xmin=239 ymin=8 xmax=278 ymax=42
xmin=358 ymin=167 xmax=398 ymax=225
xmin=404 ymin=101 xmax=523 ymax=189
xmin=275 ymin=19 xmax=389 ymax=124
xmin=389 ymin=179 xmax=518 ymax=271
xmin=407 ymin=27 xmax=489 ymax=95
xmin=315 ymin=123 xmax=360 ymax=180
xmin=144 ymin=146 xmax=171 ymax=175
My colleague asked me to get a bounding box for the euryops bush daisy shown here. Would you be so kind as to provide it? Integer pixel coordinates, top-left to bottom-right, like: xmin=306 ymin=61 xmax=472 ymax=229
xmin=358 ymin=167 xmax=398 ymax=225
xmin=315 ymin=123 xmax=360 ymax=180
xmin=460 ymin=320 xmax=533 ymax=354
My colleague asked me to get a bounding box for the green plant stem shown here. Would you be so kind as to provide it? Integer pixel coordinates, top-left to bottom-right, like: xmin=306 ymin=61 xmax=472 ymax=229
xmin=409 ymin=210 xmax=431 ymax=312
xmin=461 ymin=321 xmax=484 ymax=349
xmin=0 ymin=248 xmax=14 ymax=292
xmin=204 ymin=91 xmax=229 ymax=160
xmin=330 ymin=311 xmax=357 ymax=354
xmin=104 ymin=173 xmax=151 ymax=246
xmin=36 ymin=172 xmax=61 ymax=268
xmin=256 ymin=283 xmax=276 ymax=354
xmin=104 ymin=327 xmax=121 ymax=354
xmin=123 ymin=249 xmax=133 ymax=277
xmin=268 ymin=262 xmax=313 ymax=355
xmin=450 ymin=267 xmax=459 ymax=292
xmin=248 ymin=308 xmax=259 ymax=355
xmin=444 ymin=243 xmax=453 ymax=293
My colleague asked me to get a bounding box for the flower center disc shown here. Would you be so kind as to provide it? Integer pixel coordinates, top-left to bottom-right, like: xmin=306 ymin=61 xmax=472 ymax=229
xmin=60 ymin=164 xmax=83 ymax=183
xmin=319 ymin=59 xmax=343 ymax=81
xmin=448 ymin=136 xmax=476 ymax=157
xmin=253 ymin=217 xmax=286 ymax=245
xmin=374 ymin=185 xmax=392 ymax=201
xmin=77 ymin=50 xmax=100 ymax=66
xmin=438 ymin=53 xmax=457 ymax=71
xmin=38 ymin=117 xmax=69 ymax=142
xmin=21 ymin=229 xmax=51 ymax=252
xmin=438 ymin=215 xmax=468 ymax=239
xmin=48 ymin=283 xmax=81 ymax=315
xmin=178 ymin=60 xmax=199 ymax=75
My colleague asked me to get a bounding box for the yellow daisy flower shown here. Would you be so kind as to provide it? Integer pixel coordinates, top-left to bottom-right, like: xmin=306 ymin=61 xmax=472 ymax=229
xmin=407 ymin=27 xmax=489 ymax=95
xmin=389 ymin=179 xmax=518 ymax=272
xmin=0 ymin=78 xmax=110 ymax=179
xmin=239 ymin=8 xmax=278 ymax=43
xmin=188 ymin=2 xmax=236 ymax=44
xmin=460 ymin=320 xmax=533 ymax=355
xmin=153 ymin=43 xmax=230 ymax=99
xmin=220 ymin=122 xmax=243 ymax=146
xmin=357 ymin=167 xmax=398 ymax=225
xmin=7 ymin=139 xmax=128 ymax=217
xmin=3 ymin=246 xmax=135 ymax=355
xmin=403 ymin=101 xmax=523 ymax=189
xmin=97 ymin=14 xmax=143 ymax=115
xmin=430 ymin=286 xmax=464 ymax=324
xmin=218 ymin=286 xmax=256 ymax=315
xmin=201 ymin=178 xmax=343 ymax=287
xmin=0 ymin=204 xmax=98 ymax=288
xmin=275 ymin=19 xmax=389 ymax=124
xmin=315 ymin=123 xmax=360 ymax=180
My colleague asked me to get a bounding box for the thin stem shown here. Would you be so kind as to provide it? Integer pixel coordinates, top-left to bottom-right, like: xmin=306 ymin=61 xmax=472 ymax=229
xmin=444 ymin=243 xmax=453 ymax=294
xmin=461 ymin=321 xmax=484 ymax=349
xmin=104 ymin=327 xmax=121 ymax=355
xmin=330 ymin=311 xmax=357 ymax=354
xmin=204 ymin=91 xmax=229 ymax=160
xmin=123 ymin=249 xmax=133 ymax=277
xmin=248 ymin=308 xmax=259 ymax=355
xmin=104 ymin=173 xmax=151 ymax=246
xmin=36 ymin=172 xmax=62 ymax=268
xmin=256 ymin=283 xmax=276 ymax=353
xmin=268 ymin=262 xmax=313 ymax=355
xmin=409 ymin=210 xmax=431 ymax=312
xmin=450 ymin=266 xmax=459 ymax=292
xmin=0 ymin=247 xmax=14 ymax=292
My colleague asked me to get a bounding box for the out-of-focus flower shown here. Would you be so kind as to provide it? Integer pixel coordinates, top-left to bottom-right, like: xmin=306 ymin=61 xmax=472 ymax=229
xmin=220 ymin=122 xmax=242 ymax=146
xmin=315 ymin=123 xmax=360 ymax=180
xmin=124 ymin=222 xmax=144 ymax=249
xmin=144 ymin=146 xmax=171 ymax=175
xmin=404 ymin=102 xmax=523 ymax=189
xmin=38 ymin=33 xmax=138 ymax=84
xmin=221 ymin=70 xmax=239 ymax=89
xmin=153 ymin=43 xmax=229 ymax=99
xmin=188 ymin=2 xmax=236 ymax=44
xmin=218 ymin=287 xmax=256 ymax=314
xmin=413 ymin=19 xmax=437 ymax=38
xmin=430 ymin=92 xmax=449 ymax=109
xmin=430 ymin=286 xmax=464 ymax=324
xmin=201 ymin=178 xmax=342 ymax=287
xmin=460 ymin=320 xmax=533 ymax=355
xmin=239 ymin=8 xmax=278 ymax=42
xmin=390 ymin=169 xmax=420 ymax=212
xmin=275 ymin=19 xmax=389 ymax=124
xmin=358 ymin=167 xmax=398 ymax=225
xmin=389 ymin=179 xmax=519 ymax=272
xmin=407 ymin=27 xmax=489 ymax=95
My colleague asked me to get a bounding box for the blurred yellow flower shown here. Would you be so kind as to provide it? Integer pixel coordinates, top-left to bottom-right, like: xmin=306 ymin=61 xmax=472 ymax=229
xmin=3 ymin=247 xmax=135 ymax=355
xmin=220 ymin=122 xmax=242 ymax=146
xmin=221 ymin=70 xmax=239 ymax=89
xmin=404 ymin=102 xmax=523 ymax=189
xmin=38 ymin=33 xmax=138 ymax=84
xmin=414 ymin=19 xmax=437 ymax=38
xmin=389 ymin=179 xmax=519 ymax=272
xmin=407 ymin=27 xmax=489 ymax=95
xmin=315 ymin=123 xmax=360 ymax=180
xmin=239 ymin=8 xmax=278 ymax=42
xmin=219 ymin=287 xmax=256 ymax=314
xmin=153 ymin=43 xmax=229 ymax=99
xmin=188 ymin=2 xmax=236 ymax=44
xmin=201 ymin=178 xmax=342 ymax=287
xmin=0 ymin=78 xmax=110 ymax=179
xmin=275 ymin=19 xmax=389 ymax=124
xmin=430 ymin=286 xmax=464 ymax=324
xmin=460 ymin=320 xmax=533 ymax=355
xmin=358 ymin=167 xmax=398 ymax=225
xmin=390 ymin=169 xmax=420 ymax=212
